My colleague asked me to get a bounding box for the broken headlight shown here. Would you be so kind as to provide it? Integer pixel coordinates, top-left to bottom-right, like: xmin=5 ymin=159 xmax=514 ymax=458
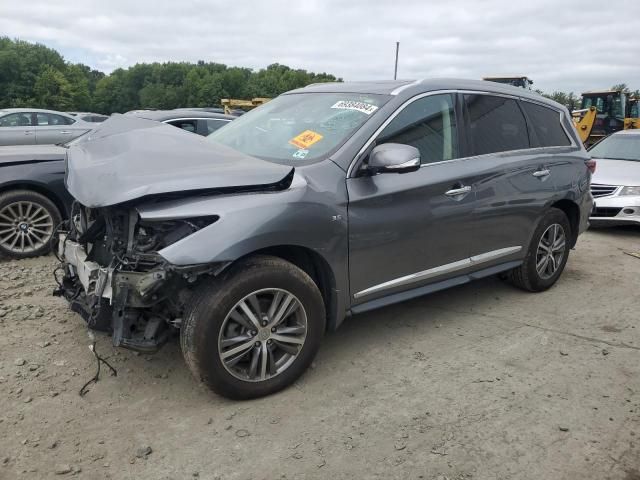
xmin=134 ymin=216 xmax=218 ymax=253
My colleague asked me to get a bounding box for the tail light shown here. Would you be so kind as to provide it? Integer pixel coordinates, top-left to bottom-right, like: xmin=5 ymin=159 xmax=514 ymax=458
xmin=585 ymin=159 xmax=596 ymax=174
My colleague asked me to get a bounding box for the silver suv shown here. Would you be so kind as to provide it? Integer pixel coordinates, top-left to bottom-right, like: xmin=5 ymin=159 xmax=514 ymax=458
xmin=55 ymin=79 xmax=593 ymax=399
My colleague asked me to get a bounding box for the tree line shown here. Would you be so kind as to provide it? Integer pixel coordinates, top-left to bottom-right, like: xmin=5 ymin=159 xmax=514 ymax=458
xmin=0 ymin=37 xmax=637 ymax=115
xmin=0 ymin=38 xmax=339 ymax=114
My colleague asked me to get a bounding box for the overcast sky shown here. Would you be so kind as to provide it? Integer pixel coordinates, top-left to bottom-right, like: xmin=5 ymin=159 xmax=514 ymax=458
xmin=2 ymin=0 xmax=639 ymax=93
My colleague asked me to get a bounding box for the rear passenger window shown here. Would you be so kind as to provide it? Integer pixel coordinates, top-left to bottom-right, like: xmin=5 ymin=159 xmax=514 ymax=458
xmin=206 ymin=119 xmax=229 ymax=134
xmin=464 ymin=95 xmax=529 ymax=155
xmin=168 ymin=119 xmax=197 ymax=133
xmin=520 ymin=102 xmax=571 ymax=147
xmin=36 ymin=113 xmax=75 ymax=126
xmin=378 ymin=94 xmax=458 ymax=164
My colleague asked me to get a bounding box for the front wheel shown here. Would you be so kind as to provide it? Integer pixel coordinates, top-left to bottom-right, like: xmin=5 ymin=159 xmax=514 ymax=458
xmin=507 ymin=208 xmax=571 ymax=292
xmin=181 ymin=255 xmax=325 ymax=399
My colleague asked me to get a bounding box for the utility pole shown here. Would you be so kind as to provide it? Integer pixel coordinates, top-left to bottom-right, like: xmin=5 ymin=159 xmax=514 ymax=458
xmin=393 ymin=42 xmax=400 ymax=80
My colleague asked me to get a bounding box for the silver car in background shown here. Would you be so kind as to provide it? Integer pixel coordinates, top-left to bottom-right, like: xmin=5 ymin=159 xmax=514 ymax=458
xmin=589 ymin=130 xmax=640 ymax=226
xmin=0 ymin=108 xmax=94 ymax=146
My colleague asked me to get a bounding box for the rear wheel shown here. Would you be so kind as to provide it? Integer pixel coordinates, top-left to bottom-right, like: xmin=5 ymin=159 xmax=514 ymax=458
xmin=181 ymin=255 xmax=325 ymax=399
xmin=0 ymin=190 xmax=61 ymax=259
xmin=507 ymin=208 xmax=571 ymax=292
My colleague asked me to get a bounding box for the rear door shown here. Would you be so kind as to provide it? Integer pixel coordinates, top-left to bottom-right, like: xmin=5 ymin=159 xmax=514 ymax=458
xmin=519 ymin=100 xmax=579 ymax=193
xmin=347 ymin=93 xmax=478 ymax=303
xmin=35 ymin=113 xmax=87 ymax=144
xmin=0 ymin=112 xmax=36 ymax=145
xmin=461 ymin=94 xmax=557 ymax=260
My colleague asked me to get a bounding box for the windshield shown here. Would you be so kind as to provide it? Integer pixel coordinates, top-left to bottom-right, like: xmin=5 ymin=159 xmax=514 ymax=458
xmin=589 ymin=134 xmax=640 ymax=161
xmin=207 ymin=93 xmax=390 ymax=164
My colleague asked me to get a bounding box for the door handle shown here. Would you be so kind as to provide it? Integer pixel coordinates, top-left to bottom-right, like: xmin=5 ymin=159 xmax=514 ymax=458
xmin=532 ymin=169 xmax=550 ymax=178
xmin=24 ymin=131 xmax=33 ymax=135
xmin=444 ymin=185 xmax=472 ymax=197
xmin=59 ymin=131 xmax=72 ymax=135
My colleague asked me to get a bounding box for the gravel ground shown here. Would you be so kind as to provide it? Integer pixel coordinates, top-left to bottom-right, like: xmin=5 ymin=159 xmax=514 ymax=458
xmin=1 ymin=227 xmax=639 ymax=480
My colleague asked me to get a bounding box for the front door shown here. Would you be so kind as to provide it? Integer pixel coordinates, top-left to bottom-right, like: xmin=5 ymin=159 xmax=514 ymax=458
xmin=347 ymin=93 xmax=476 ymax=304
xmin=0 ymin=112 xmax=36 ymax=146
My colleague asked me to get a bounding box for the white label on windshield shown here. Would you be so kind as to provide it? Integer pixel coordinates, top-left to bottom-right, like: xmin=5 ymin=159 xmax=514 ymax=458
xmin=292 ymin=149 xmax=309 ymax=159
xmin=331 ymin=101 xmax=378 ymax=115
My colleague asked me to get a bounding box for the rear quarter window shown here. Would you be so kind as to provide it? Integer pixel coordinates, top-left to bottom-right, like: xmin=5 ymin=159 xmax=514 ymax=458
xmin=520 ymin=102 xmax=571 ymax=147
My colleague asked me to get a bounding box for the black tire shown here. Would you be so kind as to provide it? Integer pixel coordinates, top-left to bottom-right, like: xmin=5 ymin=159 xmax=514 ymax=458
xmin=181 ymin=255 xmax=326 ymax=400
xmin=507 ymin=208 xmax=571 ymax=292
xmin=0 ymin=190 xmax=62 ymax=259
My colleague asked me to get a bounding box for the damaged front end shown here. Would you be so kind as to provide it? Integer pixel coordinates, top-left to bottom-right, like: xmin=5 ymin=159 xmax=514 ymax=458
xmin=54 ymin=204 xmax=220 ymax=353
xmin=55 ymin=115 xmax=296 ymax=354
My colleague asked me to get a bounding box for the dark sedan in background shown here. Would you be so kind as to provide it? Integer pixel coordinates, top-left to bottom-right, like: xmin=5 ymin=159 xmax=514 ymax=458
xmin=126 ymin=109 xmax=234 ymax=135
xmin=0 ymin=144 xmax=69 ymax=258
xmin=0 ymin=109 xmax=235 ymax=258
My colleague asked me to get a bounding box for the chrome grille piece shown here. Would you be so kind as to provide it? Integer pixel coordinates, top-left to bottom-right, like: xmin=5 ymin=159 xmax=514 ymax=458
xmin=590 ymin=184 xmax=619 ymax=198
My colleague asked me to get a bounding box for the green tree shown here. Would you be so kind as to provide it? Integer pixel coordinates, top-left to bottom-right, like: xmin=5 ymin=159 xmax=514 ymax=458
xmin=0 ymin=37 xmax=341 ymax=114
xmin=611 ymin=83 xmax=629 ymax=92
xmin=33 ymin=66 xmax=75 ymax=110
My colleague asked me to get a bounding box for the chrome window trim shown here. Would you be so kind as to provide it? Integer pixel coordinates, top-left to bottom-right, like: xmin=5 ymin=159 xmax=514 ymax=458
xmin=390 ymin=80 xmax=422 ymax=96
xmin=162 ymin=118 xmax=232 ymax=123
xmin=346 ymin=89 xmax=578 ymax=178
xmin=353 ymin=246 xmax=522 ymax=299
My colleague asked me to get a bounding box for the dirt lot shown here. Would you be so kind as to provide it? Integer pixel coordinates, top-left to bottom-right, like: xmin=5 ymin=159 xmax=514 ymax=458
xmin=1 ymin=228 xmax=639 ymax=480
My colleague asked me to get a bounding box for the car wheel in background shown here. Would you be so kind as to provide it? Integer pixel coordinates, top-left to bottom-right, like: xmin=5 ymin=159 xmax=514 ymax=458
xmin=507 ymin=207 xmax=571 ymax=292
xmin=0 ymin=190 xmax=61 ymax=259
xmin=181 ymin=255 xmax=325 ymax=399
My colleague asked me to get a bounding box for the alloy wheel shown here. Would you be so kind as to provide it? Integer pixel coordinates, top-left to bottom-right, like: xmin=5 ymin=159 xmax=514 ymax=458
xmin=218 ymin=288 xmax=308 ymax=382
xmin=0 ymin=201 xmax=54 ymax=254
xmin=536 ymin=223 xmax=566 ymax=280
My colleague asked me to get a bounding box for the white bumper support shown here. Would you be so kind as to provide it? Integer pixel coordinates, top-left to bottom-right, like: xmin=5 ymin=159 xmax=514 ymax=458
xmin=59 ymin=234 xmax=113 ymax=300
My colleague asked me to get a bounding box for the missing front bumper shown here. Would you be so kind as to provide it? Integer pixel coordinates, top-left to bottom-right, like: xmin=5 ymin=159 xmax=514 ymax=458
xmin=56 ymin=234 xmax=171 ymax=352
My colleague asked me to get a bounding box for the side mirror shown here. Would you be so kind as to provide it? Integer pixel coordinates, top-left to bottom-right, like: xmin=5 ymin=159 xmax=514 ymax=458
xmin=367 ymin=143 xmax=421 ymax=174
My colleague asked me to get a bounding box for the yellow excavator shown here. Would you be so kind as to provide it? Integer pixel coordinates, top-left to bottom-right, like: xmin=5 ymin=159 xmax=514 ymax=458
xmin=221 ymin=98 xmax=271 ymax=115
xmin=572 ymin=90 xmax=639 ymax=146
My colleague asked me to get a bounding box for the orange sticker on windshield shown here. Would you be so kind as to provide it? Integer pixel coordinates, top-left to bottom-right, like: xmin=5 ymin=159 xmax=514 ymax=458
xmin=289 ymin=130 xmax=323 ymax=149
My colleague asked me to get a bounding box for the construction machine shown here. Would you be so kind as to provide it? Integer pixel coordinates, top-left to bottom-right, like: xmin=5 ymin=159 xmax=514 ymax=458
xmin=572 ymin=90 xmax=639 ymax=146
xmin=221 ymin=97 xmax=271 ymax=116
xmin=482 ymin=76 xmax=534 ymax=89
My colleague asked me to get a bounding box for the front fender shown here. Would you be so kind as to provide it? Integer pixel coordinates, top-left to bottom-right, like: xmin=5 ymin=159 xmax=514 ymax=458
xmin=136 ymin=166 xmax=350 ymax=329
xmin=137 ymin=175 xmax=345 ymax=266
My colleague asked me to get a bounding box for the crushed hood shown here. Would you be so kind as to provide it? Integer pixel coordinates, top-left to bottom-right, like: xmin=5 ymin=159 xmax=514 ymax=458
xmin=65 ymin=114 xmax=293 ymax=207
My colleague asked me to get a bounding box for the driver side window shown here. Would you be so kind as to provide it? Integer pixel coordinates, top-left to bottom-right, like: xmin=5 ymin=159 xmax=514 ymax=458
xmin=377 ymin=94 xmax=458 ymax=164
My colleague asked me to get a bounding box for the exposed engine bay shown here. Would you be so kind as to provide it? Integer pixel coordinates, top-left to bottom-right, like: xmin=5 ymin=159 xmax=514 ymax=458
xmin=54 ymin=203 xmax=219 ymax=353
